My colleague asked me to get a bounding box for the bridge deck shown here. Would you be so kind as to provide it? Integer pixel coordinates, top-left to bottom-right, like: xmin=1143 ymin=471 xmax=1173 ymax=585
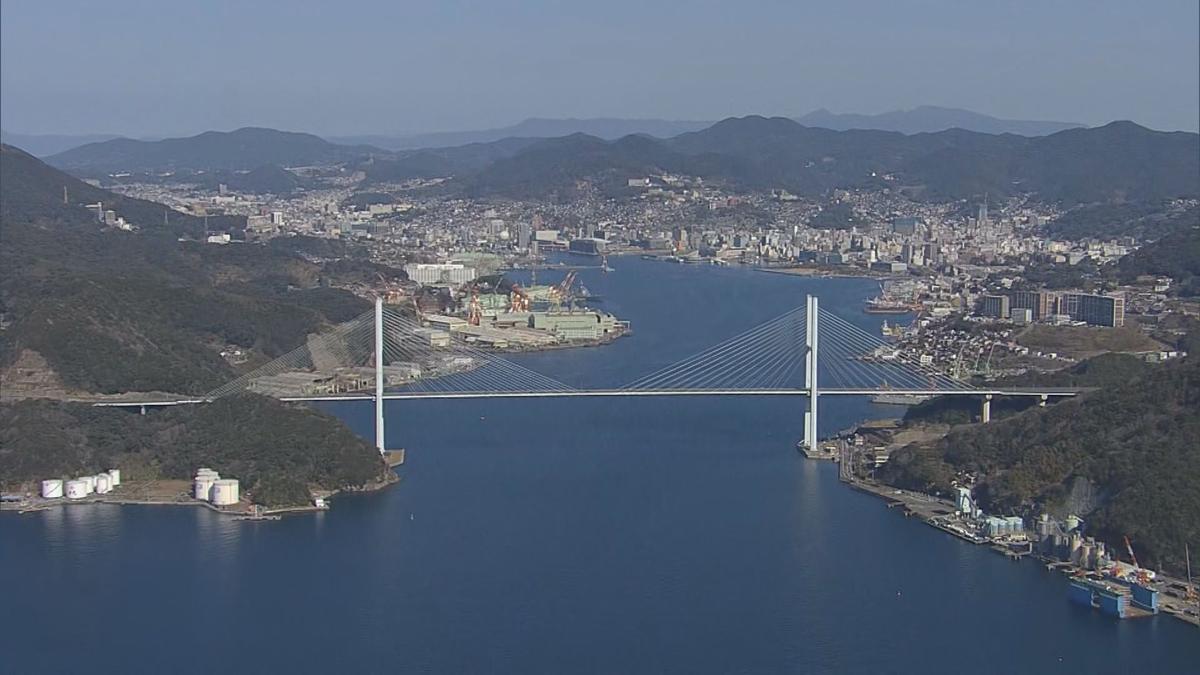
xmin=88 ymin=387 xmax=1084 ymax=407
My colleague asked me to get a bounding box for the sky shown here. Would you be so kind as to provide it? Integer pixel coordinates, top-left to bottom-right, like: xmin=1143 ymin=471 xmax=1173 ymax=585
xmin=2 ymin=0 xmax=1197 ymax=136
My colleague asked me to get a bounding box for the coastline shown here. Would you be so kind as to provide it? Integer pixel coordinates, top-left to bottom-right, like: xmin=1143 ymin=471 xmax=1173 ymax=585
xmin=831 ymin=441 xmax=1200 ymax=628
xmin=1 ymin=458 xmax=403 ymax=521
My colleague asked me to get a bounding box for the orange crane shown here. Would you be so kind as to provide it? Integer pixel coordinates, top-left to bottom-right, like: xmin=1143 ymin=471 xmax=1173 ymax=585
xmin=376 ymin=273 xmax=405 ymax=304
xmin=548 ymin=270 xmax=577 ymax=308
xmin=1124 ymin=536 xmax=1152 ymax=584
xmin=467 ymin=291 xmax=482 ymax=325
xmin=508 ymin=283 xmax=530 ymax=312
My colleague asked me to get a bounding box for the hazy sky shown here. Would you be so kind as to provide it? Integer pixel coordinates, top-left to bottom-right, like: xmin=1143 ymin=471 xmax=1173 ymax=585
xmin=2 ymin=0 xmax=1197 ymax=136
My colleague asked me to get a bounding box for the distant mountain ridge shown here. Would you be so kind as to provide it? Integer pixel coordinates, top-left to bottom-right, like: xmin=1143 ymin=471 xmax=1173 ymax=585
xmin=338 ymin=107 xmax=1084 ymax=151
xmin=26 ymin=115 xmax=1199 ymax=207
xmin=795 ymin=106 xmax=1083 ymax=136
xmin=455 ymin=117 xmax=1199 ymax=205
xmin=0 ymin=130 xmax=126 ymax=157
xmin=331 ymin=118 xmax=714 ymax=151
xmin=45 ymin=127 xmax=388 ymax=174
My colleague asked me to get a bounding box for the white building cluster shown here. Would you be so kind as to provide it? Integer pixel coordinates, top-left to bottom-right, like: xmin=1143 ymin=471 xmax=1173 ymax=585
xmin=41 ymin=469 xmax=121 ymax=500
xmin=193 ymin=468 xmax=240 ymax=506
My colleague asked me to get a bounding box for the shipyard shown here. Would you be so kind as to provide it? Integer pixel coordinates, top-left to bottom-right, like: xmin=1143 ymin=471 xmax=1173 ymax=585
xmin=810 ymin=419 xmax=1200 ymax=630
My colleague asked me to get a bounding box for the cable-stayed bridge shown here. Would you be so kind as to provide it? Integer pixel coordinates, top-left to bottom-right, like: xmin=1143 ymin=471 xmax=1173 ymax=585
xmin=98 ymin=296 xmax=1082 ymax=454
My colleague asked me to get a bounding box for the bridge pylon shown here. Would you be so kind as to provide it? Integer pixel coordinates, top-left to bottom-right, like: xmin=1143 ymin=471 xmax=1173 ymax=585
xmin=375 ymin=296 xmax=386 ymax=455
xmin=804 ymin=294 xmax=819 ymax=453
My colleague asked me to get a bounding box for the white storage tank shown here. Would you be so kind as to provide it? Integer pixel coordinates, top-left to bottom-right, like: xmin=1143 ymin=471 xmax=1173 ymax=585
xmin=209 ymin=479 xmax=240 ymax=506
xmin=95 ymin=473 xmax=112 ymax=494
xmin=66 ymin=480 xmax=88 ymax=500
xmin=80 ymin=475 xmax=96 ymax=494
xmin=107 ymin=469 xmax=121 ymax=486
xmin=41 ymin=479 xmax=64 ymax=499
xmin=194 ymin=477 xmax=216 ymax=501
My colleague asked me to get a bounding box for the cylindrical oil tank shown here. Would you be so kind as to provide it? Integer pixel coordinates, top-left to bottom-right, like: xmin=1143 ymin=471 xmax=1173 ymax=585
xmin=1078 ymin=543 xmax=1093 ymax=567
xmin=81 ymin=475 xmax=96 ymax=494
xmin=107 ymin=469 xmax=121 ymax=486
xmin=194 ymin=477 xmax=216 ymax=500
xmin=41 ymin=479 xmax=64 ymax=499
xmin=210 ymin=479 xmax=240 ymax=506
xmin=95 ymin=474 xmax=112 ymax=494
xmin=66 ymin=480 xmax=88 ymax=499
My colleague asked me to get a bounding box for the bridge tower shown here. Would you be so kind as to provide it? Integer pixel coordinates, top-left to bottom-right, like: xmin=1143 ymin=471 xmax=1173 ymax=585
xmin=375 ymin=296 xmax=386 ymax=455
xmin=804 ymin=294 xmax=819 ymax=453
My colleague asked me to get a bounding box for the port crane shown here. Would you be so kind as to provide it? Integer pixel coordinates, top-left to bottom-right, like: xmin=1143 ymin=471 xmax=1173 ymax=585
xmin=376 ymin=273 xmax=406 ymax=304
xmin=1185 ymin=544 xmax=1197 ymax=607
xmin=467 ymin=290 xmax=482 ymax=325
xmin=548 ymin=270 xmax=578 ymax=310
xmin=508 ymin=282 xmax=531 ymax=312
xmin=1122 ymin=535 xmax=1152 ymax=585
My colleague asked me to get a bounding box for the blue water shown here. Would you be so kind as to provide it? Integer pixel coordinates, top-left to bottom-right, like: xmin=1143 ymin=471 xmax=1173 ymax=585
xmin=3 ymin=258 xmax=1197 ymax=673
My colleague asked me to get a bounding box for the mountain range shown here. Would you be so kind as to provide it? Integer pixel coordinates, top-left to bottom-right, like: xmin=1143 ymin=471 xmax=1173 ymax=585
xmin=335 ymin=107 xmax=1083 ymax=150
xmin=22 ymin=116 xmax=1199 ymax=207
xmin=18 ymin=106 xmax=1089 ymax=162
xmin=0 ymin=130 xmax=126 ymax=157
xmin=794 ymin=106 xmax=1082 ymax=136
xmin=452 ymin=117 xmax=1200 ymax=205
xmin=331 ymin=118 xmax=714 ymax=151
xmin=45 ymin=127 xmax=387 ymax=174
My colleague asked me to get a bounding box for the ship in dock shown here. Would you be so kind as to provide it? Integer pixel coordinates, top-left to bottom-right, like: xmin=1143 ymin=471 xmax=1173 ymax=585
xmin=1069 ymin=576 xmax=1159 ymax=619
xmin=871 ymin=393 xmax=931 ymax=406
xmin=864 ymin=297 xmax=916 ymax=314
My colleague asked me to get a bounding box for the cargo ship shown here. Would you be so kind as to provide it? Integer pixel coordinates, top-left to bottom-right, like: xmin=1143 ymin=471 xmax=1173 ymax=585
xmin=1068 ymin=576 xmax=1159 ymax=619
xmin=871 ymin=393 xmax=931 ymax=406
xmin=864 ymin=297 xmax=915 ymax=314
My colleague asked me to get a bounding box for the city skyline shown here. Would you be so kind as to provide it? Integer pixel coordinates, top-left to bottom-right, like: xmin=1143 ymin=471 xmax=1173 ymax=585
xmin=2 ymin=0 xmax=1197 ymax=136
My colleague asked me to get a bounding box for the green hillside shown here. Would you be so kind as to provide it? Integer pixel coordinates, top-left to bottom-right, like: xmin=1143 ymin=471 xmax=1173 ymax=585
xmin=0 ymin=395 xmax=388 ymax=506
xmin=0 ymin=144 xmax=394 ymax=396
xmin=881 ymin=355 xmax=1200 ymax=574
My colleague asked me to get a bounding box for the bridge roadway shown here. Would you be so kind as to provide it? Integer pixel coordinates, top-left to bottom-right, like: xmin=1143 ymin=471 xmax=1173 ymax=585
xmin=91 ymin=387 xmax=1084 ymax=407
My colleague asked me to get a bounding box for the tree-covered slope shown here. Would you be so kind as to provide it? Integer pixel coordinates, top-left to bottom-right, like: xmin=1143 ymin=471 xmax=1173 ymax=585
xmin=880 ymin=356 xmax=1200 ymax=573
xmin=0 ymin=395 xmax=388 ymax=506
xmin=1 ymin=144 xmax=395 ymax=396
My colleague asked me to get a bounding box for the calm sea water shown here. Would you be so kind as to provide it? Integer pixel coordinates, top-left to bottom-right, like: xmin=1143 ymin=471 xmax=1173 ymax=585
xmin=3 ymin=257 xmax=1197 ymax=674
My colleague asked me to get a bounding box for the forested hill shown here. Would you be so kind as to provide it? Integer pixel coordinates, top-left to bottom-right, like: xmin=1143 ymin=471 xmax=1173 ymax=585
xmin=1 ymin=143 xmax=240 ymax=237
xmin=452 ymin=117 xmax=1199 ymax=205
xmin=879 ymin=355 xmax=1200 ymax=574
xmin=1116 ymin=225 xmax=1200 ymax=296
xmin=45 ymin=127 xmax=386 ymax=173
xmin=0 ymin=144 xmax=399 ymax=397
xmin=0 ymin=396 xmax=389 ymax=507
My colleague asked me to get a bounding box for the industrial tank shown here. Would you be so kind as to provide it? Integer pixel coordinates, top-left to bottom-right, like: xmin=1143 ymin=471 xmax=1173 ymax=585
xmin=210 ymin=479 xmax=240 ymax=506
xmin=107 ymin=469 xmax=121 ymax=486
xmin=95 ymin=474 xmax=112 ymax=494
xmin=81 ymin=475 xmax=96 ymax=494
xmin=65 ymin=480 xmax=88 ymax=500
xmin=41 ymin=479 xmax=64 ymax=499
xmin=194 ymin=477 xmax=216 ymax=500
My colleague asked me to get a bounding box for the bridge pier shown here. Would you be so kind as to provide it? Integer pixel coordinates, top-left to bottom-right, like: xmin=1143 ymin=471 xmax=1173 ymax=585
xmin=804 ymin=295 xmax=819 ymax=452
xmin=981 ymin=394 xmax=992 ymax=423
